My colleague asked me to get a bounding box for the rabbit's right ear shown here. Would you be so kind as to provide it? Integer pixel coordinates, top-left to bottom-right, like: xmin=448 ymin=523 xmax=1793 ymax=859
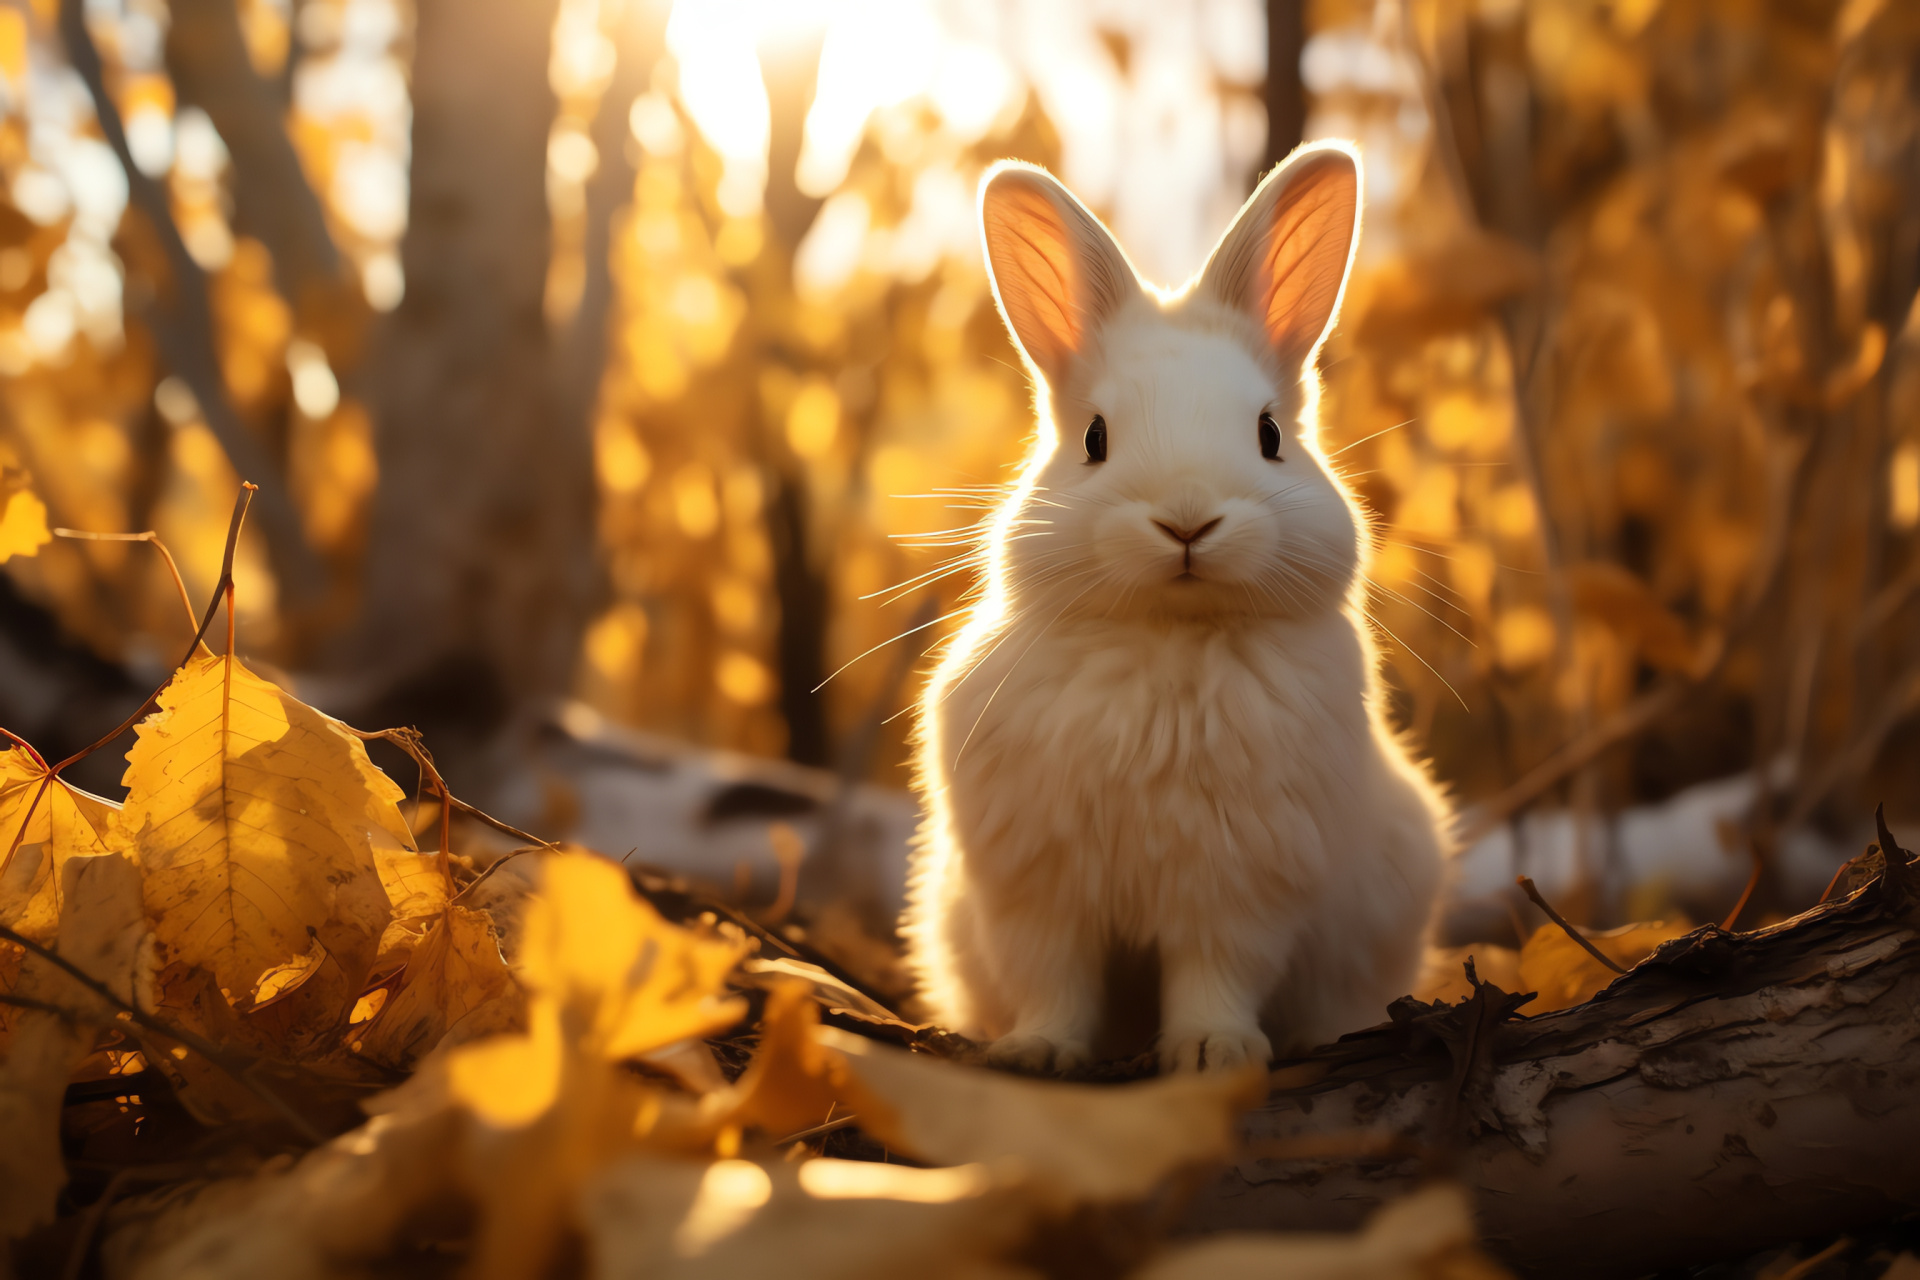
xmin=1199 ymin=143 xmax=1361 ymax=373
xmin=979 ymin=163 xmax=1136 ymax=387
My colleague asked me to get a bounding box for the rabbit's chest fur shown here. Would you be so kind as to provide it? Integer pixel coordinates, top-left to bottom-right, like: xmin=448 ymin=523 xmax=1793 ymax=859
xmin=942 ymin=614 xmax=1373 ymax=930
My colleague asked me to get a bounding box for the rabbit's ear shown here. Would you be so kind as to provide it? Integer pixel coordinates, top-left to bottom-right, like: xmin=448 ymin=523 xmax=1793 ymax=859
xmin=979 ymin=163 xmax=1136 ymax=385
xmin=1200 ymin=143 xmax=1360 ymax=371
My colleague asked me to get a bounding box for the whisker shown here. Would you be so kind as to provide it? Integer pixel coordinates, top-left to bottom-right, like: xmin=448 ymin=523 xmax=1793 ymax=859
xmin=1328 ymin=418 xmax=1416 ymax=458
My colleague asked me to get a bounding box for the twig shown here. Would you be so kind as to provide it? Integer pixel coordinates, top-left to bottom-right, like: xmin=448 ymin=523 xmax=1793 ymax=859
xmin=1818 ymin=848 xmax=1872 ymax=904
xmin=50 ymin=484 xmax=254 ymax=776
xmin=53 ymin=528 xmax=200 ymax=640
xmin=1515 ymin=876 xmax=1629 ymax=975
xmin=776 ymin=1113 xmax=859 ymax=1145
xmin=1722 ymin=841 xmax=1766 ymax=931
xmin=0 ymin=921 xmax=322 ymax=1143
xmin=56 ymin=0 xmax=319 ymax=601
xmin=338 ymin=725 xmax=460 ymax=888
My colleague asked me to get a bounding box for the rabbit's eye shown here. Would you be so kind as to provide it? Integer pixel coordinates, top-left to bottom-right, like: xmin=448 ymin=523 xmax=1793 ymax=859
xmin=1085 ymin=415 xmax=1108 ymax=463
xmin=1258 ymin=412 xmax=1283 ymax=461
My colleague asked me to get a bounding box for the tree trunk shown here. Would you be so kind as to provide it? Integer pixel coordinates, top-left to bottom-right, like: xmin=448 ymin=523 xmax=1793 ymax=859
xmin=345 ymin=0 xmax=591 ymax=792
xmin=1263 ymin=0 xmax=1305 ymax=168
xmin=1185 ymin=827 xmax=1920 ymax=1278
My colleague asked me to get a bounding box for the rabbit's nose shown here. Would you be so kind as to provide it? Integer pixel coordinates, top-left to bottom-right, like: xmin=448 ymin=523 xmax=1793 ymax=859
xmin=1152 ymin=517 xmax=1222 ymax=546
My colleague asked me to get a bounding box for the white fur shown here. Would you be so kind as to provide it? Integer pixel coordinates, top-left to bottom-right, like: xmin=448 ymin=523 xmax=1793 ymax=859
xmin=903 ymin=145 xmax=1450 ymax=1072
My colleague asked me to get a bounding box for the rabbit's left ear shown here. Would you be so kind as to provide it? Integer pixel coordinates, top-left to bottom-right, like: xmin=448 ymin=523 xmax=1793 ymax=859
xmin=1199 ymin=143 xmax=1360 ymax=371
xmin=979 ymin=162 xmax=1138 ymax=387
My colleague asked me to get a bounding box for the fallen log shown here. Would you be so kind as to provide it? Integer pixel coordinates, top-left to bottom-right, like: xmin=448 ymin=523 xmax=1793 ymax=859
xmin=1188 ymin=814 xmax=1920 ymax=1278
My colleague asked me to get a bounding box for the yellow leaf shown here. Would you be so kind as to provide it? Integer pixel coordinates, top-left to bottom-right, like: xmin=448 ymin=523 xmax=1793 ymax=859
xmin=0 ymin=853 xmax=146 ymax=1239
xmin=119 ymin=653 xmax=404 ymax=1012
xmin=0 ymin=748 xmax=119 ymax=945
xmin=0 ymin=750 xmax=119 ymax=1048
xmin=729 ymin=988 xmax=1265 ymax=1207
xmin=582 ymin=1153 xmax=1031 ymax=1280
xmin=0 ymin=487 xmax=49 ymax=563
xmin=1516 ymin=918 xmax=1693 ymax=1013
xmin=356 ymin=905 xmax=515 ymax=1069
xmin=514 ymin=853 xmax=748 ymax=1061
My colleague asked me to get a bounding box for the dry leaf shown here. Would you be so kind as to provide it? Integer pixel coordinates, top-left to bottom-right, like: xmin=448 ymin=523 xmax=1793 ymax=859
xmin=729 ymin=986 xmax=1265 ymax=1205
xmin=1130 ymin=1183 xmax=1511 ymax=1279
xmin=1 ymin=748 xmax=119 ymax=1044
xmin=119 ymin=653 xmax=407 ymax=1016
xmin=105 ymin=1089 xmax=469 ymax=1280
xmin=354 ymin=904 xmax=515 ymax=1068
xmin=513 ymin=853 xmax=749 ymax=1062
xmin=1517 ymin=919 xmax=1693 ymax=1013
xmin=0 ymin=852 xmax=147 ymax=1239
xmin=583 ymin=1154 xmax=1035 ymax=1280
xmin=427 ymin=852 xmax=748 ymax=1280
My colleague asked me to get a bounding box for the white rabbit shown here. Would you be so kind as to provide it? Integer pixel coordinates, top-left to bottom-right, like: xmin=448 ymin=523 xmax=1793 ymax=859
xmin=902 ymin=143 xmax=1450 ymax=1073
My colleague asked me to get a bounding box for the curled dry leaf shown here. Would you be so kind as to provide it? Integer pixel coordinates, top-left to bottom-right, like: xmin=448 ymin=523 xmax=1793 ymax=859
xmin=510 ymin=853 xmax=749 ymax=1062
xmin=1130 ymin=1183 xmax=1511 ymax=1280
xmin=729 ymin=984 xmax=1267 ymax=1205
xmin=119 ymin=653 xmax=412 ymax=1018
xmin=0 ymin=852 xmax=147 ymax=1240
xmin=352 ymin=903 xmax=516 ymax=1069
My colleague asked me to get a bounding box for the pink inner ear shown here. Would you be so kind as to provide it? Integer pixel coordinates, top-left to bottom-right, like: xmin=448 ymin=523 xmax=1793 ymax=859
xmin=984 ymin=180 xmax=1084 ymax=373
xmin=1255 ymin=160 xmax=1358 ymax=362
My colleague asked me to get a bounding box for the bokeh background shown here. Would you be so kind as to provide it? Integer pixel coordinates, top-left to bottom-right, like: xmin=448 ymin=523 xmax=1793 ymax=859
xmin=2 ymin=0 xmax=1917 ymax=946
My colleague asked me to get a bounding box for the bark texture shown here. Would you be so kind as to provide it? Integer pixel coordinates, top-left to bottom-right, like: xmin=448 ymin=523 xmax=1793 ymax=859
xmin=1189 ymin=833 xmax=1920 ymax=1278
xmin=348 ymin=0 xmax=592 ymax=787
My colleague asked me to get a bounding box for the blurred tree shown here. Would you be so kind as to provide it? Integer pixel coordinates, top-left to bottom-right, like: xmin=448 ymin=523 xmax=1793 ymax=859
xmin=343 ymin=0 xmax=593 ymax=791
xmin=1265 ymin=0 xmax=1305 ymax=165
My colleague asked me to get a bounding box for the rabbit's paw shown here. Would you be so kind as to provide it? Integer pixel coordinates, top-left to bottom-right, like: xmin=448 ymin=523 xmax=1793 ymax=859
xmin=1159 ymin=1027 xmax=1273 ymax=1073
xmin=987 ymin=1031 xmax=1092 ymax=1074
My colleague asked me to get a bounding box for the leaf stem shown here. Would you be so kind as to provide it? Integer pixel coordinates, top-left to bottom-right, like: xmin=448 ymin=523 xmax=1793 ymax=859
xmin=52 ymin=528 xmax=200 ymax=641
xmin=1515 ymin=875 xmax=1630 ymax=975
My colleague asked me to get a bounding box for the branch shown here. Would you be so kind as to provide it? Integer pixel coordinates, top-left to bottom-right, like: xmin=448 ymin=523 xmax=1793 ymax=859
xmin=56 ymin=0 xmax=321 ymax=603
xmin=1190 ymin=832 xmax=1920 ymax=1277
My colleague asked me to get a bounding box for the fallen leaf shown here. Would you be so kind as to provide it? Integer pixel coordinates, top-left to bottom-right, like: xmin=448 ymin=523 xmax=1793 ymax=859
xmin=104 ymin=1089 xmax=469 ymax=1280
xmin=354 ymin=905 xmax=515 ymax=1069
xmin=583 ymin=1154 xmax=1035 ymax=1280
xmin=728 ymin=987 xmax=1265 ymax=1205
xmin=0 ymin=751 xmax=119 ymax=1049
xmin=1517 ymin=919 xmax=1693 ymax=1013
xmin=514 ymin=853 xmax=749 ymax=1062
xmin=0 ymin=852 xmax=147 ymax=1240
xmin=119 ymin=653 xmax=406 ymax=1017
xmin=1130 ymin=1183 xmax=1512 ymax=1279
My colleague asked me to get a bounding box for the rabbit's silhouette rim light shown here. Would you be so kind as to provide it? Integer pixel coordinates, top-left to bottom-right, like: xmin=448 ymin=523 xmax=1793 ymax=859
xmin=904 ymin=140 xmax=1450 ymax=1076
